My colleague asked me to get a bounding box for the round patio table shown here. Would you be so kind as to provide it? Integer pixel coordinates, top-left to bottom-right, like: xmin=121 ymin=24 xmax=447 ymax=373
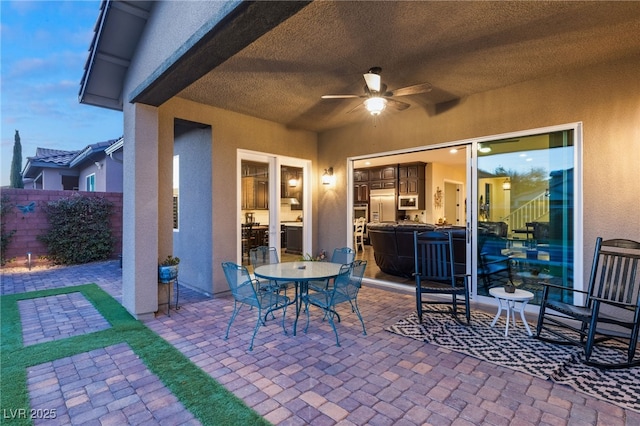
xmin=254 ymin=261 xmax=343 ymax=335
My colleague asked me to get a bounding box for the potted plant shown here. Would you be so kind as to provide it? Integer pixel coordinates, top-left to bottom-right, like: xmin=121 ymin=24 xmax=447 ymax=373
xmin=300 ymin=250 xmax=326 ymax=262
xmin=504 ymin=282 xmax=516 ymax=293
xmin=158 ymin=255 xmax=180 ymax=283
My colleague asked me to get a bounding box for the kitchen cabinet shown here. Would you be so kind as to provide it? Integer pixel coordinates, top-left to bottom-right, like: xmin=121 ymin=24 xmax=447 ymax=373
xmin=398 ymin=162 xmax=425 ymax=195
xmin=354 ymin=182 xmax=369 ymax=203
xmin=281 ymin=168 xmax=303 ymax=210
xmin=370 ymin=166 xmax=396 ymax=181
xmin=242 ymin=161 xmax=269 ymax=210
xmin=353 ymin=168 xmax=370 ymax=203
xmin=369 ymin=165 xmax=397 ymax=190
xmin=241 ymin=177 xmax=268 ymax=210
xmin=354 ymin=169 xmax=369 ymax=182
xmin=285 ymin=225 xmax=303 ymax=254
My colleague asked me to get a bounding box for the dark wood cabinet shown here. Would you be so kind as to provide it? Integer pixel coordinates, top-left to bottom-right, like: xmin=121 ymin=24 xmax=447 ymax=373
xmin=354 ymin=182 xmax=369 ymax=203
xmin=285 ymin=226 xmax=303 ymax=254
xmin=254 ymin=179 xmax=269 ymax=209
xmin=242 ymin=161 xmax=269 ymax=210
xmin=354 ymin=168 xmax=371 ymax=203
xmin=398 ymin=162 xmax=425 ymax=195
xmin=369 ymin=165 xmax=397 ymax=190
xmin=354 ymin=169 xmax=369 ymax=182
xmin=370 ymin=166 xmax=396 ymax=181
xmin=281 ymin=167 xmax=303 ymax=210
xmin=370 ymin=180 xmax=396 ymax=190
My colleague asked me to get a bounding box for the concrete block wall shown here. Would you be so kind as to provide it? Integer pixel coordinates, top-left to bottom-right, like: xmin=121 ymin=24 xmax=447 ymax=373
xmin=1 ymin=188 xmax=123 ymax=265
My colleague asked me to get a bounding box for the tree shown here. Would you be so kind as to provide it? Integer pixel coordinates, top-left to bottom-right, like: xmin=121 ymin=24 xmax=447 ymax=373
xmin=10 ymin=130 xmax=24 ymax=188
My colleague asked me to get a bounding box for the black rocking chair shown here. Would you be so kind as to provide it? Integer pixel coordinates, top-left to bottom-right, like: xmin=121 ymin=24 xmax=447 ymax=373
xmin=536 ymin=237 xmax=640 ymax=369
xmin=414 ymin=230 xmax=471 ymax=324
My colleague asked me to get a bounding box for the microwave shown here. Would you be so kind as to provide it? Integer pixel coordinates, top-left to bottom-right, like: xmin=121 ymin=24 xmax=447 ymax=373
xmin=398 ymin=195 xmax=418 ymax=210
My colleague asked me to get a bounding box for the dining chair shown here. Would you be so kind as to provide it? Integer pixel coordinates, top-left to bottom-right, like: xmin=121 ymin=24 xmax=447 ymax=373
xmin=221 ymin=262 xmax=290 ymax=351
xmin=241 ymin=223 xmax=255 ymax=261
xmin=250 ymin=245 xmax=279 ymax=269
xmin=249 ymin=246 xmax=292 ymax=290
xmin=303 ymin=260 xmax=368 ymax=346
xmin=414 ymin=230 xmax=471 ymax=324
xmin=308 ymin=247 xmax=355 ymax=292
xmin=354 ymin=217 xmax=366 ymax=253
xmin=536 ymin=238 xmax=640 ymax=369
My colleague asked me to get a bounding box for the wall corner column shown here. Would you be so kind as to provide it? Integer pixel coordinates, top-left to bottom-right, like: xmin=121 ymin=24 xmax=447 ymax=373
xmin=122 ymin=102 xmax=159 ymax=319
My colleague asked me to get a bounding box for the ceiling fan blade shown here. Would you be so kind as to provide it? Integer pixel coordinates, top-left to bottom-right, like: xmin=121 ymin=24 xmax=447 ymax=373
xmin=346 ymin=102 xmax=365 ymax=114
xmin=321 ymin=94 xmax=361 ymax=99
xmin=386 ymin=98 xmax=411 ymax=111
xmin=363 ymin=72 xmax=381 ymax=93
xmin=388 ymin=82 xmax=432 ymax=97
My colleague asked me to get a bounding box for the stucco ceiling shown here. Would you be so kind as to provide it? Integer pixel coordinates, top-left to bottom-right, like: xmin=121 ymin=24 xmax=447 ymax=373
xmin=174 ymin=1 xmax=640 ymax=133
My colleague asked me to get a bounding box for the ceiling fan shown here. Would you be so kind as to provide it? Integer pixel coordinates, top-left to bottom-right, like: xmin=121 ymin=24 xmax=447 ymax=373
xmin=321 ymin=67 xmax=432 ymax=116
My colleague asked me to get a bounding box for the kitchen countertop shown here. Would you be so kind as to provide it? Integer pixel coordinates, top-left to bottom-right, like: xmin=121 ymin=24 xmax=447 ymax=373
xmin=283 ymin=222 xmax=303 ymax=227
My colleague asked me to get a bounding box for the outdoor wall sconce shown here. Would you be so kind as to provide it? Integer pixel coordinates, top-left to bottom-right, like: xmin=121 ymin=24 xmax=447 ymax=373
xmin=322 ymin=167 xmax=334 ymax=185
xmin=502 ymin=179 xmax=511 ymax=190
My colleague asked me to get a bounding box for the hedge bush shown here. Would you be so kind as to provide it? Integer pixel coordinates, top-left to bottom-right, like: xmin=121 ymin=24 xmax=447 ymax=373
xmin=39 ymin=194 xmax=115 ymax=264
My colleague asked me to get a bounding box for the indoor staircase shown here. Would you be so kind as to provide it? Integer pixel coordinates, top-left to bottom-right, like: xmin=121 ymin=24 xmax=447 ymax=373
xmin=503 ymin=192 xmax=549 ymax=235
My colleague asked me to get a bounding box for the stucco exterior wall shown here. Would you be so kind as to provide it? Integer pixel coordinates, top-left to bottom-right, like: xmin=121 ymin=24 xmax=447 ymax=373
xmin=317 ymin=56 xmax=640 ymax=280
xmin=104 ymin=157 xmax=124 ymax=192
xmin=42 ymin=168 xmax=65 ymax=190
xmin=158 ymin=98 xmax=318 ymax=294
xmin=173 ymin=125 xmax=213 ymax=295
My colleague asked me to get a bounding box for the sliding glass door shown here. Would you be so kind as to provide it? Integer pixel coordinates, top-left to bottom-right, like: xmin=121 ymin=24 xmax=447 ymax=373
xmin=474 ymin=126 xmax=578 ymax=305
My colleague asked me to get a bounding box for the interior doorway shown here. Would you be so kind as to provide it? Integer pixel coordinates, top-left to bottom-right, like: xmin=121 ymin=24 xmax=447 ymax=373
xmin=238 ymin=150 xmax=311 ymax=266
xmin=444 ymin=180 xmax=463 ymax=226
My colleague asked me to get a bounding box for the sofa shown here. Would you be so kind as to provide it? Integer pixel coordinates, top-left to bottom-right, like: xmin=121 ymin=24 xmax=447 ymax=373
xmin=367 ymin=222 xmax=467 ymax=278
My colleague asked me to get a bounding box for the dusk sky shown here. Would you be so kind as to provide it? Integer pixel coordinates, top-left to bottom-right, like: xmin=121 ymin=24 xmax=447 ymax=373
xmin=1 ymin=0 xmax=122 ymax=186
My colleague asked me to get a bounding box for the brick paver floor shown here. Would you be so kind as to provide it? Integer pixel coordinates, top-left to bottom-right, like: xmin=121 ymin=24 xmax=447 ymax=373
xmin=27 ymin=343 xmax=199 ymax=425
xmin=19 ymin=292 xmax=111 ymax=346
xmin=2 ymin=260 xmax=639 ymax=425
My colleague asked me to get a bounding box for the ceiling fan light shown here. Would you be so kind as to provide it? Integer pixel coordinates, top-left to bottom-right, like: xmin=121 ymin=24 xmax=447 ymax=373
xmin=363 ymin=72 xmax=381 ymax=92
xmin=364 ymin=97 xmax=387 ymax=115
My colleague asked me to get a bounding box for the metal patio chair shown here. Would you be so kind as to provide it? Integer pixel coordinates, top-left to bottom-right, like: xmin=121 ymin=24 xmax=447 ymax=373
xmin=303 ymin=260 xmax=367 ymax=346
xmin=250 ymin=246 xmax=293 ymax=291
xmin=222 ymin=262 xmax=290 ymax=351
xmin=308 ymin=247 xmax=355 ymax=293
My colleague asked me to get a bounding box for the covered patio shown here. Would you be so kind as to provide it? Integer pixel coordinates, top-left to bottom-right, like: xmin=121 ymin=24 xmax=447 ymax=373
xmin=2 ymin=261 xmax=637 ymax=425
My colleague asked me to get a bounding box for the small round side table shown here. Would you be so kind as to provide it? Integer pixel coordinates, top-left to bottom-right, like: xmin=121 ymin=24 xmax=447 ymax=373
xmin=489 ymin=287 xmax=534 ymax=337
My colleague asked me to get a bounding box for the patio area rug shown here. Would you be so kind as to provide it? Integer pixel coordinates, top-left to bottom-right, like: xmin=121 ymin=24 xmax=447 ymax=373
xmin=386 ymin=307 xmax=640 ymax=414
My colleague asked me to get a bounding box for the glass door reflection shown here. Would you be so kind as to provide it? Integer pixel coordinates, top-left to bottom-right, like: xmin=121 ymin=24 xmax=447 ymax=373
xmin=476 ymin=130 xmax=575 ymax=304
xmin=280 ymin=165 xmax=304 ymax=262
xmin=241 ymin=159 xmax=270 ymax=267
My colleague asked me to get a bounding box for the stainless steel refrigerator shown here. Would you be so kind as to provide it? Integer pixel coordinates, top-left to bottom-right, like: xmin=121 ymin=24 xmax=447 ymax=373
xmin=370 ymin=189 xmax=396 ymax=222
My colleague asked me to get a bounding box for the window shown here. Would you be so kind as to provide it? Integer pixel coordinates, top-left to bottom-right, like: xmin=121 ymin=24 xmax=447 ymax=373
xmin=86 ymin=174 xmax=95 ymax=192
